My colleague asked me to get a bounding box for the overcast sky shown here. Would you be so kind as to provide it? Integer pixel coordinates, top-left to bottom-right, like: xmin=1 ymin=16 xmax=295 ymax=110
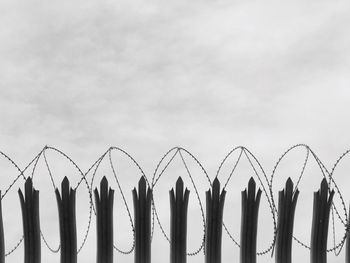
xmin=1 ymin=0 xmax=350 ymax=262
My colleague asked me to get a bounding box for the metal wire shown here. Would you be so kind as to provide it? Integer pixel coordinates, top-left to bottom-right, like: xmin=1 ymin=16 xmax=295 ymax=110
xmin=0 ymin=144 xmax=349 ymax=259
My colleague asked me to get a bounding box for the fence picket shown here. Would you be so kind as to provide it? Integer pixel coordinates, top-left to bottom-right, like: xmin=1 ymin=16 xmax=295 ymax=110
xmin=132 ymin=177 xmax=152 ymax=263
xmin=55 ymin=177 xmax=77 ymax=263
xmin=205 ymin=178 xmax=226 ymax=263
xmin=240 ymin=177 xmax=261 ymax=263
xmin=310 ymin=178 xmax=334 ymax=263
xmin=0 ymin=174 xmax=346 ymax=262
xmin=94 ymin=176 xmax=114 ymax=263
xmin=169 ymin=177 xmax=190 ymax=263
xmin=275 ymin=178 xmax=299 ymax=263
xmin=18 ymin=177 xmax=41 ymax=263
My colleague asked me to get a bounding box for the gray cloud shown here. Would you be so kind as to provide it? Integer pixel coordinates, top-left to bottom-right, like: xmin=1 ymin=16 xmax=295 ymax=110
xmin=0 ymin=0 xmax=350 ymax=262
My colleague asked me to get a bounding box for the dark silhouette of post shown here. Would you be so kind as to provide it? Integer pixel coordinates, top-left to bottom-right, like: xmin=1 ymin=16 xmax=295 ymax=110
xmin=94 ymin=176 xmax=114 ymax=263
xmin=275 ymin=178 xmax=299 ymax=263
xmin=240 ymin=177 xmax=261 ymax=263
xmin=205 ymin=177 xmax=226 ymax=263
xmin=169 ymin=177 xmax=190 ymax=263
xmin=132 ymin=176 xmax=152 ymax=263
xmin=55 ymin=177 xmax=77 ymax=263
xmin=310 ymin=178 xmax=334 ymax=263
xmin=0 ymin=191 xmax=4 ymax=263
xmin=18 ymin=177 xmax=41 ymax=263
xmin=346 ymin=203 xmax=350 ymax=263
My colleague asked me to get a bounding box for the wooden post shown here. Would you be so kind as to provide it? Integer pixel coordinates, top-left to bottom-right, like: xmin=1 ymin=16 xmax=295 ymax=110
xmin=94 ymin=176 xmax=114 ymax=263
xmin=310 ymin=178 xmax=334 ymax=263
xmin=132 ymin=176 xmax=152 ymax=263
xmin=240 ymin=177 xmax=261 ymax=263
xmin=275 ymin=178 xmax=299 ymax=263
xmin=205 ymin=177 xmax=226 ymax=263
xmin=18 ymin=177 xmax=41 ymax=263
xmin=169 ymin=177 xmax=190 ymax=263
xmin=0 ymin=191 xmax=4 ymax=263
xmin=55 ymin=177 xmax=77 ymax=263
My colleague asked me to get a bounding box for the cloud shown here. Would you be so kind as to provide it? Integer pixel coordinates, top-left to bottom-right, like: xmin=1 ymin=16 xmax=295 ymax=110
xmin=0 ymin=0 xmax=350 ymax=262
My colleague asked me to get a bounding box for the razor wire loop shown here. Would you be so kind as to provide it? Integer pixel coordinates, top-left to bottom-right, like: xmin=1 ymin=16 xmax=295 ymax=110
xmin=0 ymin=148 xmax=46 ymax=256
xmin=269 ymin=144 xmax=348 ymax=255
xmin=38 ymin=146 xmax=93 ymax=255
xmin=215 ymin=146 xmax=277 ymax=256
xmin=150 ymin=147 xmax=179 ymax=251
xmin=311 ymin=148 xmax=348 ymax=255
xmin=151 ymin=147 xmax=209 ymax=256
xmin=328 ymin=148 xmax=350 ymax=255
xmin=0 ymin=144 xmax=350 ymax=258
xmin=89 ymin=146 xmax=146 ymax=254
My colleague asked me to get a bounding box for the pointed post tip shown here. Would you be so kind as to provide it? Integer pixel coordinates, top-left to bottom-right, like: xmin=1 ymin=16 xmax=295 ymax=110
xmin=101 ymin=176 xmax=109 ymax=188
xmin=25 ymin=176 xmax=33 ymax=186
xmin=286 ymin=177 xmax=293 ymax=187
xmin=62 ymin=176 xmax=69 ymax=185
xmin=320 ymin=178 xmax=329 ymax=193
xmin=25 ymin=177 xmax=34 ymax=193
xmin=139 ymin=176 xmax=147 ymax=186
xmin=248 ymin=177 xmax=256 ymax=188
xmin=213 ymin=177 xmax=220 ymax=188
xmin=176 ymin=176 xmax=184 ymax=186
xmin=320 ymin=178 xmax=328 ymax=186
xmin=286 ymin=178 xmax=294 ymax=194
xmin=26 ymin=176 xmax=32 ymax=183
xmin=101 ymin=176 xmax=108 ymax=184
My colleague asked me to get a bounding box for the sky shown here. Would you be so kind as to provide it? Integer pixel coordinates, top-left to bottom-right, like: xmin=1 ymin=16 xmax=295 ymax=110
xmin=1 ymin=0 xmax=350 ymax=262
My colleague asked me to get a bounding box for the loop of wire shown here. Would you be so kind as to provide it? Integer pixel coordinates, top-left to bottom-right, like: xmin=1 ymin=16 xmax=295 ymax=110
xmin=0 ymin=144 xmax=349 ymax=259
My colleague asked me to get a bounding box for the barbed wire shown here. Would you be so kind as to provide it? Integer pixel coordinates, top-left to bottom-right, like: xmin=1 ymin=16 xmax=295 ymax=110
xmin=0 ymin=144 xmax=349 ymax=258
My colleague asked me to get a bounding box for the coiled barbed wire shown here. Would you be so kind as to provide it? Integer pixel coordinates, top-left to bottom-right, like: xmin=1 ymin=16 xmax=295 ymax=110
xmin=0 ymin=144 xmax=349 ymax=259
xmin=151 ymin=147 xmax=209 ymax=256
xmin=215 ymin=146 xmax=277 ymax=256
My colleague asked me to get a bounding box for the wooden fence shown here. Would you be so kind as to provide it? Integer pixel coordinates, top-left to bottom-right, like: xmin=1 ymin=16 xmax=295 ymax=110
xmin=0 ymin=175 xmax=348 ymax=263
